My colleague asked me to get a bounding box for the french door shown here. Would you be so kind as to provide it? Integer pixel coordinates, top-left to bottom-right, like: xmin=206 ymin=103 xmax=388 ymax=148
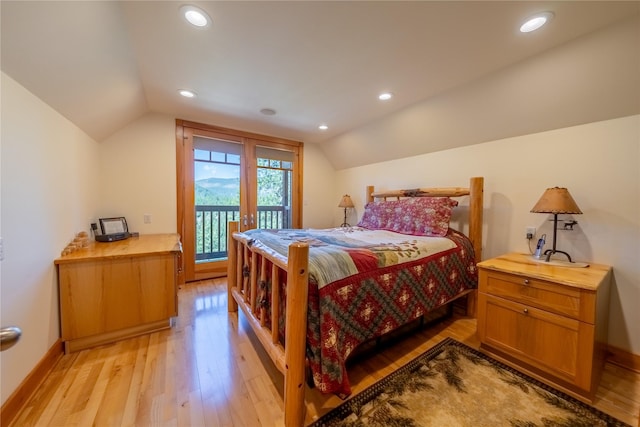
xmin=176 ymin=120 xmax=303 ymax=282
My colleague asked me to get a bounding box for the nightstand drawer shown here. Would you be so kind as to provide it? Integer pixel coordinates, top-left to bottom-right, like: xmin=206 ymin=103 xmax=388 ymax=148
xmin=480 ymin=293 xmax=594 ymax=389
xmin=479 ymin=270 xmax=585 ymax=321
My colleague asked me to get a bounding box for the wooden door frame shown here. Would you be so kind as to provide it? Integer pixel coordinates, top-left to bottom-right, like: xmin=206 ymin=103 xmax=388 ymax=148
xmin=175 ymin=119 xmax=304 ymax=282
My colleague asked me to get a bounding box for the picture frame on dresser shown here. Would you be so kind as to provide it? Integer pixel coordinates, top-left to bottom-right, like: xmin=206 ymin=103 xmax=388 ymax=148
xmin=99 ymin=216 xmax=128 ymax=235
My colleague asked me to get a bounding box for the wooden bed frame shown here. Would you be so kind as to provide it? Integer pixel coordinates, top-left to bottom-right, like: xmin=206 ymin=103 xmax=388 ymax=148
xmin=227 ymin=176 xmax=484 ymax=426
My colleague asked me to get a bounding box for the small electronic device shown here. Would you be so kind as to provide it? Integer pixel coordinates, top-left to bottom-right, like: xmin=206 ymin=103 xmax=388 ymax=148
xmin=94 ymin=217 xmax=130 ymax=242
xmin=534 ymin=234 xmax=546 ymax=259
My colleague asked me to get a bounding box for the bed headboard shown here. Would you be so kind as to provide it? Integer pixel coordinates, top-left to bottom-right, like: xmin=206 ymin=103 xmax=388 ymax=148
xmin=365 ymin=176 xmax=484 ymax=262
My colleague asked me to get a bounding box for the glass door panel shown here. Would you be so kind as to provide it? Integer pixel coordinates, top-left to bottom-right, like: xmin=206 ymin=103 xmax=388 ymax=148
xmin=180 ymin=126 xmax=248 ymax=282
xmin=193 ymin=136 xmax=241 ymax=263
xmin=255 ymin=145 xmax=294 ymax=230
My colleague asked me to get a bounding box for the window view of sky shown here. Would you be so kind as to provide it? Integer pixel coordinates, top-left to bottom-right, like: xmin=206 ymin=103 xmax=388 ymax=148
xmin=194 ymin=161 xmax=239 ymax=181
xmin=194 ymin=149 xmax=240 ymax=181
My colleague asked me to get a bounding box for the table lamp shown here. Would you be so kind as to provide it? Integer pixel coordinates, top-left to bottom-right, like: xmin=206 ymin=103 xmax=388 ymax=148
xmin=530 ymin=187 xmax=582 ymax=262
xmin=338 ymin=195 xmax=354 ymax=227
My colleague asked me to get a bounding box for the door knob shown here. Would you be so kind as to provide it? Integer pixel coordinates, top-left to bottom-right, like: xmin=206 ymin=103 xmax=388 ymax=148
xmin=1 ymin=326 xmax=22 ymax=351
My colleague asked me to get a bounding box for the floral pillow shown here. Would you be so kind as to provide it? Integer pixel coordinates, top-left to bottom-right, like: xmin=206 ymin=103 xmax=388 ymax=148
xmin=357 ymin=199 xmax=399 ymax=230
xmin=357 ymin=197 xmax=458 ymax=237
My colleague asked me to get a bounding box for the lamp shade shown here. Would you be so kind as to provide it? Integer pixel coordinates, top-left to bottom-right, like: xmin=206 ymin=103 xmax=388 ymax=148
xmin=338 ymin=195 xmax=354 ymax=208
xmin=530 ymin=187 xmax=582 ymax=214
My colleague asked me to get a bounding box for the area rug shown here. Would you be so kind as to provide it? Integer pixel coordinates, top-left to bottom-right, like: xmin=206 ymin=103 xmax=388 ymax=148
xmin=309 ymin=337 xmax=629 ymax=427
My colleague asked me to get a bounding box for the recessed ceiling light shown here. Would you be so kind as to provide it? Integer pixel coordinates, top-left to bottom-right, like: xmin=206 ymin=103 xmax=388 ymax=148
xmin=318 ymin=124 xmax=329 ymax=131
xmin=179 ymin=89 xmax=196 ymax=98
xmin=180 ymin=5 xmax=211 ymax=27
xmin=520 ymin=11 xmax=554 ymax=33
xmin=260 ymin=108 xmax=277 ymax=116
xmin=378 ymin=92 xmax=393 ymax=101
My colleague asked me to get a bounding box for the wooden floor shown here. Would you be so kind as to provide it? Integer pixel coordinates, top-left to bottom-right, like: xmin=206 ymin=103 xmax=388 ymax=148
xmin=9 ymin=279 xmax=640 ymax=426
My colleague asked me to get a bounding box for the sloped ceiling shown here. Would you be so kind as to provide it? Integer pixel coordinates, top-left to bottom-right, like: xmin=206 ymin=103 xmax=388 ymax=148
xmin=2 ymin=1 xmax=639 ymax=167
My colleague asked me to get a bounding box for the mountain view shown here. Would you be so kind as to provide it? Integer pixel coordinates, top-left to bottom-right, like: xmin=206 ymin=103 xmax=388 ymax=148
xmin=195 ymin=177 xmax=239 ymax=205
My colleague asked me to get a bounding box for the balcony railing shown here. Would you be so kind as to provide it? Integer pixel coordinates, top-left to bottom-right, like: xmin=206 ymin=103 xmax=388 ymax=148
xmin=195 ymin=205 xmax=290 ymax=262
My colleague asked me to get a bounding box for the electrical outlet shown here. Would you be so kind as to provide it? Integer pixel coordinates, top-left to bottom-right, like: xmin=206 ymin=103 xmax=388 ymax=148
xmin=144 ymin=214 xmax=152 ymax=224
xmin=525 ymin=226 xmax=536 ymax=240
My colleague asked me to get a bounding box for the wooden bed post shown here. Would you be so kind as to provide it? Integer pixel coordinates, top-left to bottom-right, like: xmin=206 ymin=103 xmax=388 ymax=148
xmin=284 ymin=242 xmax=309 ymax=427
xmin=468 ymin=177 xmax=484 ymax=263
xmin=227 ymin=221 xmax=239 ymax=313
xmin=467 ymin=177 xmax=484 ymax=317
xmin=271 ymin=264 xmax=280 ymax=344
xmin=366 ymin=185 xmax=375 ymax=203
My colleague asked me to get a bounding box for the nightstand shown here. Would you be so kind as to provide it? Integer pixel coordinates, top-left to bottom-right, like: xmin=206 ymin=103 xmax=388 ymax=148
xmin=476 ymin=253 xmax=612 ymax=403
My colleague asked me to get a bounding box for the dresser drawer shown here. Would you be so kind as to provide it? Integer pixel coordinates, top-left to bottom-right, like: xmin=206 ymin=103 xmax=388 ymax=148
xmin=479 ymin=269 xmax=589 ymax=322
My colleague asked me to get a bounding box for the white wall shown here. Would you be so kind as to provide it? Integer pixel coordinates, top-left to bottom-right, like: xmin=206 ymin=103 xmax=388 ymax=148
xmin=0 ymin=72 xmax=101 ymax=405
xmin=301 ymin=142 xmax=337 ymax=229
xmin=99 ymin=113 xmax=177 ymax=233
xmin=336 ymin=115 xmax=640 ymax=354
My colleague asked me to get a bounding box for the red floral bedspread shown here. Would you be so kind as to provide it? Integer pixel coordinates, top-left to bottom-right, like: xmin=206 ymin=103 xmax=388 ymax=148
xmin=240 ymin=227 xmax=477 ymax=396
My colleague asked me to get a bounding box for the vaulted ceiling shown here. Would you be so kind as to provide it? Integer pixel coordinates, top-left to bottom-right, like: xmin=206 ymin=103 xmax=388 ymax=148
xmin=2 ymin=1 xmax=639 ymax=153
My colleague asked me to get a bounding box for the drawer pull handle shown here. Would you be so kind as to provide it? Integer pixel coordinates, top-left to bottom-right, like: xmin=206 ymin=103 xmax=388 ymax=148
xmin=523 ymin=308 xmax=529 ymax=314
xmin=523 ymin=279 xmax=530 ymax=285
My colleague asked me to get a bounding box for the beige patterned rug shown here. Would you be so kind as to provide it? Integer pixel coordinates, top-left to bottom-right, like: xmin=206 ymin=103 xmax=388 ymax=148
xmin=309 ymin=337 xmax=629 ymax=427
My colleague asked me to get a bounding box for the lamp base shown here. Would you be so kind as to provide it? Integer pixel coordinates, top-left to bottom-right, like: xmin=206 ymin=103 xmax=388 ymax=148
xmin=530 ymin=256 xmax=589 ymax=268
xmin=340 ymin=207 xmax=350 ymax=228
xmin=543 ymin=248 xmax=573 ymax=262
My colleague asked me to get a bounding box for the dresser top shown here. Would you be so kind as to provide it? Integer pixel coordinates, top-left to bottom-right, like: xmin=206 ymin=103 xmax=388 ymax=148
xmin=477 ymin=252 xmax=611 ymax=291
xmin=55 ymin=233 xmax=182 ymax=264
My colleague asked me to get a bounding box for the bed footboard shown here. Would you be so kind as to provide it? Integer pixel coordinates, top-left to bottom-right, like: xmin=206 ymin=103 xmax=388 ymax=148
xmin=227 ymin=221 xmax=308 ymax=427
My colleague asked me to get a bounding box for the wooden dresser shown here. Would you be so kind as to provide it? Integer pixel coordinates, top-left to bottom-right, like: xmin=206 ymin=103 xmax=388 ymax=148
xmin=55 ymin=233 xmax=182 ymax=353
xmin=476 ymin=252 xmax=612 ymax=403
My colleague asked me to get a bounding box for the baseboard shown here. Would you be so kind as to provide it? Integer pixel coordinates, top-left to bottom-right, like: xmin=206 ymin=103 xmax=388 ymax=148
xmin=607 ymin=344 xmax=640 ymax=374
xmin=0 ymin=339 xmax=64 ymax=427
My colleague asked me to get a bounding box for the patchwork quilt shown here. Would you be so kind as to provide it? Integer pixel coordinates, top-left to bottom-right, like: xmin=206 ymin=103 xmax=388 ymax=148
xmin=240 ymin=226 xmax=477 ymax=396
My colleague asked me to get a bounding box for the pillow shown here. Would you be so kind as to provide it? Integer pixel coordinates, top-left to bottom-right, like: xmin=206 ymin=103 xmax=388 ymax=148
xmin=357 ymin=199 xmax=399 ymax=230
xmin=358 ymin=197 xmax=458 ymax=237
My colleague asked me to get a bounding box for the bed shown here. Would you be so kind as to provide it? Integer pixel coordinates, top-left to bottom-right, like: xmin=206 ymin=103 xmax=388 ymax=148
xmin=227 ymin=176 xmax=484 ymax=426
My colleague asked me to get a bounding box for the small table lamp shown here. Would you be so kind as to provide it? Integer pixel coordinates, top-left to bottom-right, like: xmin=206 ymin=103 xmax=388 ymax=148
xmin=338 ymin=194 xmax=354 ymax=227
xmin=530 ymin=187 xmax=582 ymax=262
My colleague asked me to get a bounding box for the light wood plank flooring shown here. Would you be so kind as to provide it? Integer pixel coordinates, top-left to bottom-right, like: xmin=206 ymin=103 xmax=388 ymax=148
xmin=9 ymin=279 xmax=640 ymax=426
